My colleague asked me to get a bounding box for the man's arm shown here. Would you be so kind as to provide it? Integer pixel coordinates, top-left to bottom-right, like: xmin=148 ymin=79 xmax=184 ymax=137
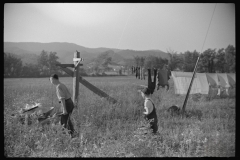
xmin=60 ymin=98 xmax=67 ymax=115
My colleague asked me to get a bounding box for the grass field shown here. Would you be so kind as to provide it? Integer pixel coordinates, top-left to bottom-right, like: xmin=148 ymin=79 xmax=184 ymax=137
xmin=4 ymin=76 xmax=235 ymax=157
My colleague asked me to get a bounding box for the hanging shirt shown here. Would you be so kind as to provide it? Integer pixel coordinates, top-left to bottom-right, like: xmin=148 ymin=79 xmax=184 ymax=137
xmin=56 ymin=83 xmax=72 ymax=100
xmin=157 ymin=69 xmax=168 ymax=87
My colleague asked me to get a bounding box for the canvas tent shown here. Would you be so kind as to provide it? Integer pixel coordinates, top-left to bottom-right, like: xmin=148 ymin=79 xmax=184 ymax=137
xmin=205 ymin=73 xmax=221 ymax=95
xmin=227 ymin=73 xmax=235 ymax=88
xmin=206 ymin=73 xmax=219 ymax=87
xmin=217 ymin=73 xmax=230 ymax=88
xmin=171 ymin=71 xmax=209 ymax=95
xmin=172 ymin=71 xmax=235 ymax=96
xmin=196 ymin=73 xmax=209 ymax=94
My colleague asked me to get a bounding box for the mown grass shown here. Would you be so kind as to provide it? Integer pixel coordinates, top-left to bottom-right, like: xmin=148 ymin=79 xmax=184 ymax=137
xmin=4 ymin=76 xmax=235 ymax=157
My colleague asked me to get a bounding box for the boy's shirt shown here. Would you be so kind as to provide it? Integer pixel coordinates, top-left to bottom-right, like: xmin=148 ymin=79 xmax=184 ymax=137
xmin=144 ymin=98 xmax=154 ymax=115
xmin=56 ymin=83 xmax=71 ymax=101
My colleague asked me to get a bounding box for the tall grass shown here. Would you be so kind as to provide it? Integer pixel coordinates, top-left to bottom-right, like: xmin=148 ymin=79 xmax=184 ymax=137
xmin=4 ymin=77 xmax=235 ymax=157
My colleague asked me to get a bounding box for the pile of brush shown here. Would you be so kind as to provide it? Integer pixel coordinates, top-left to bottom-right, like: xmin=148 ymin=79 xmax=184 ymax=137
xmin=10 ymin=103 xmax=63 ymax=126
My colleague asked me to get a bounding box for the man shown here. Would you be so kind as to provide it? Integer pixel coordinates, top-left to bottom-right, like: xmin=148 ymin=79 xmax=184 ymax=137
xmin=49 ymin=74 xmax=75 ymax=137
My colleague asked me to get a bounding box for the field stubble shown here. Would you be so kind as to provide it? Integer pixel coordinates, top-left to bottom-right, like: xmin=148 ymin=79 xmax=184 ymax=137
xmin=4 ymin=76 xmax=235 ymax=157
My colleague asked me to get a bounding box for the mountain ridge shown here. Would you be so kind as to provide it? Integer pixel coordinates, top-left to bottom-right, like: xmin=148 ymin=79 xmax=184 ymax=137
xmin=4 ymin=42 xmax=170 ymax=65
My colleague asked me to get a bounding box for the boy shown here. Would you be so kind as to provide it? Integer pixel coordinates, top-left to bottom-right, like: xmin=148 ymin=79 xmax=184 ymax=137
xmin=49 ymin=74 xmax=75 ymax=136
xmin=139 ymin=87 xmax=158 ymax=134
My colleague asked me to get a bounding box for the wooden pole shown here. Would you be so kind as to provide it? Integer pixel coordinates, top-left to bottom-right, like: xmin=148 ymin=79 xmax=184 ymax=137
xmin=73 ymin=51 xmax=80 ymax=108
xmin=181 ymin=4 xmax=217 ymax=115
xmin=78 ymin=76 xmax=117 ymax=104
xmin=181 ymin=56 xmax=200 ymax=114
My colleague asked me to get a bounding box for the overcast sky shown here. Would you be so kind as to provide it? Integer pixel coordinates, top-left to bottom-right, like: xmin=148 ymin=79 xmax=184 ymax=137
xmin=4 ymin=3 xmax=235 ymax=53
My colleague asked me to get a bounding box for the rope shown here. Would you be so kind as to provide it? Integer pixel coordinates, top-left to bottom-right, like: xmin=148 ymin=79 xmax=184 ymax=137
xmin=116 ymin=5 xmax=135 ymax=49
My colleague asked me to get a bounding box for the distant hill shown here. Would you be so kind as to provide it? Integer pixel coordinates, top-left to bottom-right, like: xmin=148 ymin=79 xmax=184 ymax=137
xmin=3 ymin=46 xmax=39 ymax=64
xmin=4 ymin=42 xmax=170 ymax=66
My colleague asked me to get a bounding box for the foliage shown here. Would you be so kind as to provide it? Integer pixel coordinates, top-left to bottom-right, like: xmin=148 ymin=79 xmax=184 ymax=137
xmin=214 ymin=48 xmax=226 ymax=73
xmin=4 ymin=50 xmax=76 ymax=78
xmin=48 ymin=52 xmax=59 ymax=74
xmin=197 ymin=49 xmax=216 ymax=73
xmin=4 ymin=45 xmax=236 ymax=78
xmin=167 ymin=50 xmax=184 ymax=71
xmin=133 ymin=55 xmax=168 ymax=70
xmin=133 ymin=55 xmax=141 ymax=67
xmin=21 ymin=63 xmax=40 ymax=77
xmin=4 ymin=53 xmax=23 ymax=77
xmin=183 ymin=50 xmax=199 ymax=72
xmin=224 ymin=45 xmax=235 ymax=73
xmin=93 ymin=52 xmax=113 ymax=74
xmin=38 ymin=50 xmax=49 ymax=75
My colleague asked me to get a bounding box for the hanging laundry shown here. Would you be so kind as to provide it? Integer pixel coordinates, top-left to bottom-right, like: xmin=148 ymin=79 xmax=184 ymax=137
xmin=140 ymin=67 xmax=145 ymax=80
xmin=167 ymin=68 xmax=171 ymax=80
xmin=140 ymin=67 xmax=143 ymax=80
xmin=143 ymin=68 xmax=145 ymax=80
xmin=157 ymin=69 xmax=169 ymax=89
xmin=138 ymin=67 xmax=141 ymax=79
xmin=148 ymin=68 xmax=157 ymax=94
xmin=135 ymin=67 xmax=138 ymax=79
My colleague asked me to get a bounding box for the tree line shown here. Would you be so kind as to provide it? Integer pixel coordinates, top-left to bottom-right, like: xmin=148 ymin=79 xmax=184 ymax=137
xmin=4 ymin=45 xmax=235 ymax=78
xmin=4 ymin=50 xmax=69 ymax=78
xmin=133 ymin=45 xmax=235 ymax=73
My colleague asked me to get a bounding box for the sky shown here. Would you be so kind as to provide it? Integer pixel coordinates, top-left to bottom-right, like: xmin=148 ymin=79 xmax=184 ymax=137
xmin=4 ymin=3 xmax=235 ymax=53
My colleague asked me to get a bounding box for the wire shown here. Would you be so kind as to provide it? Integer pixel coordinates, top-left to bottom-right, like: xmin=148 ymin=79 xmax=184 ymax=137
xmin=200 ymin=3 xmax=217 ymax=54
xmin=116 ymin=5 xmax=136 ymax=49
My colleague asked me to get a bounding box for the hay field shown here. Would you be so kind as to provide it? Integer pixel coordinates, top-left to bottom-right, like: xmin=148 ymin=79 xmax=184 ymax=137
xmin=4 ymin=76 xmax=235 ymax=157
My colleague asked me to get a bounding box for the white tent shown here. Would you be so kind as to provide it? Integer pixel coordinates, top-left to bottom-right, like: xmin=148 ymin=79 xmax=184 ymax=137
xmin=227 ymin=73 xmax=235 ymax=87
xmin=206 ymin=73 xmax=219 ymax=87
xmin=172 ymin=72 xmax=235 ymax=96
xmin=217 ymin=73 xmax=230 ymax=88
xmin=171 ymin=71 xmax=209 ymax=95
xmin=197 ymin=73 xmax=209 ymax=94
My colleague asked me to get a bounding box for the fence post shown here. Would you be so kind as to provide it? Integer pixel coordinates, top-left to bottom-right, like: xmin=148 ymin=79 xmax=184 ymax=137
xmin=73 ymin=51 xmax=80 ymax=108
